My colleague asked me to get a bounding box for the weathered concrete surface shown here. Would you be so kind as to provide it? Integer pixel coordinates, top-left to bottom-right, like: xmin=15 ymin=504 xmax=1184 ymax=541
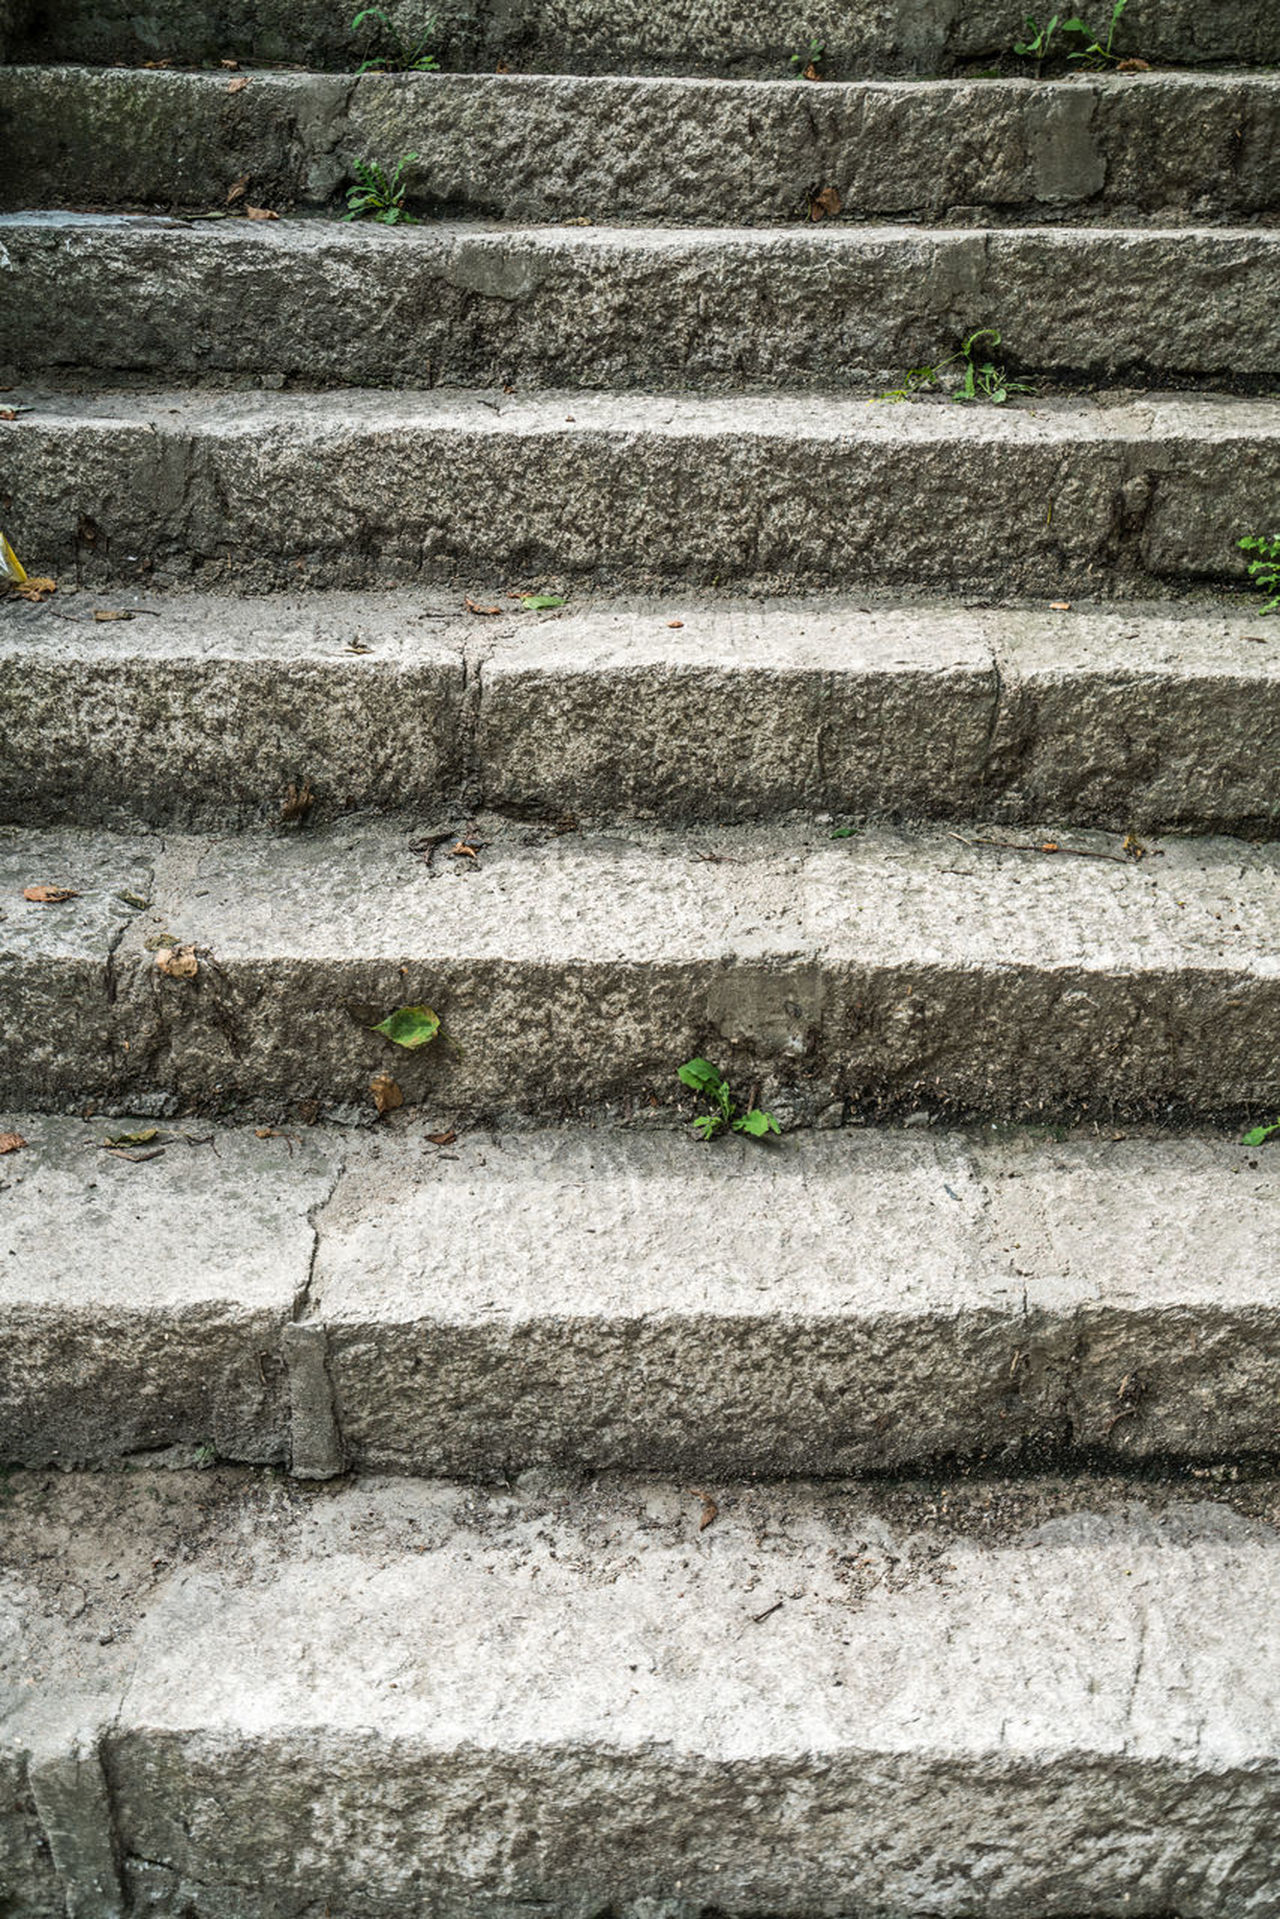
xmin=312 ymin=1129 xmax=1280 ymax=1473
xmin=5 ymin=1121 xmax=1279 ymax=1473
xmin=6 ymin=595 xmax=1280 ymax=834
xmin=4 ymin=818 xmax=1280 ymax=1119
xmin=5 ymin=215 xmax=1280 ymax=387
xmin=2 ymin=69 xmax=1277 ymax=224
xmin=13 ymin=0 xmax=1280 ymax=74
xmin=0 ymin=590 xmax=468 ymax=827
xmin=5 ymin=1469 xmax=1280 ymax=1917
xmin=3 ymin=386 xmax=1277 ymax=596
xmin=0 ymin=1116 xmax=339 ymax=1466
xmin=8 ymin=0 xmax=1277 ymax=72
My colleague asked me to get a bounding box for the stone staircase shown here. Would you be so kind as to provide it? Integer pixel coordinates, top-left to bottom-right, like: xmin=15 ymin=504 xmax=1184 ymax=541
xmin=2 ymin=2 xmax=1280 ymax=1913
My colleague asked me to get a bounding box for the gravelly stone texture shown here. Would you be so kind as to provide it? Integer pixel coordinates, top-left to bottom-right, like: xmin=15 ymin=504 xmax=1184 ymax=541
xmin=4 ymin=1119 xmax=1279 ymax=1472
xmin=4 ymin=1467 xmax=1280 ymax=1917
xmin=13 ymin=0 xmax=1280 ymax=74
xmin=4 ymin=215 xmax=1279 ymax=387
xmin=4 ymin=817 xmax=1280 ymax=1120
xmin=1 ymin=69 xmax=1276 ymax=224
xmin=4 ymin=594 xmax=1280 ymax=834
xmin=2 ymin=385 xmax=1277 ymax=596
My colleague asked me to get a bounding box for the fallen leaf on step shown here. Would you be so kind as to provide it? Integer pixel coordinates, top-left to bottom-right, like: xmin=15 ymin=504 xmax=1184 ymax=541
xmin=519 ymin=593 xmax=565 ymax=611
xmin=803 ymin=61 xmax=822 ymax=78
xmin=808 ymin=185 xmax=842 ymax=221
xmin=465 ymin=597 xmax=502 ymax=615
xmin=220 ymin=58 xmax=240 ymax=69
xmin=370 ymin=1004 xmax=440 ymax=1049
xmin=695 ymin=1491 xmax=719 ymax=1531
xmin=142 ymin=58 xmax=173 ymax=67
xmin=102 ymin=1128 xmax=158 ymax=1148
xmin=1040 ymin=841 xmax=1060 ymax=853
xmin=226 ymin=75 xmax=250 ymax=91
xmin=426 ymin=1129 xmax=456 ymax=1145
xmin=226 ymin=174 xmax=250 ymax=203
xmin=280 ymin=778 xmax=315 ymax=823
xmin=370 ymin=1071 xmax=404 ymax=1115
xmin=9 ymin=577 xmax=56 ymax=602
xmin=495 ymin=59 xmax=510 ymax=71
xmin=1122 ymin=833 xmax=1147 ymax=861
xmin=105 ymin=1147 xmax=166 ymax=1162
xmin=0 ymin=1133 xmax=26 ymax=1155
xmin=246 ymin=205 xmax=279 ymax=220
xmin=667 ymin=620 xmax=684 ymax=629
xmin=1049 ymin=600 xmax=1072 ymax=611
xmin=1116 ymin=57 xmax=1151 ymax=70
xmin=94 ymin=608 xmax=134 ymax=622
xmin=345 ymin=638 xmax=372 ymax=653
xmin=255 ymin=1126 xmax=283 ymax=1138
xmin=23 ymin=884 xmax=79 ymax=903
xmin=154 ymin=943 xmax=199 ymax=979
xmin=449 ymin=841 xmax=478 ymax=860
xmin=0 ymin=410 xmax=15 ymax=422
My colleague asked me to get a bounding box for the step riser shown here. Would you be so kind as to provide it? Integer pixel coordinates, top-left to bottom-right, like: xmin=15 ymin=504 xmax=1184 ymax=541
xmin=6 ymin=404 xmax=1277 ymax=596
xmin=17 ymin=0 xmax=1280 ymax=74
xmin=5 ymin=612 xmax=1280 ymax=834
xmin=6 ymin=220 xmax=1278 ymax=389
xmin=3 ymin=70 xmax=1276 ymax=224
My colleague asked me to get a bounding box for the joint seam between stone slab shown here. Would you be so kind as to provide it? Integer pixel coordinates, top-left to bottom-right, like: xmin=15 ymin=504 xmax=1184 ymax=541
xmin=280 ymin=1149 xmax=350 ymax=1479
xmin=28 ymin=1727 xmax=126 ymax=1919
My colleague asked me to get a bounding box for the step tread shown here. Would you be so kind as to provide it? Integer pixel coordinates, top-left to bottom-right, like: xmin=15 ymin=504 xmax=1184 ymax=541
xmin=4 ymin=214 xmax=1278 ymax=388
xmin=4 ymin=1115 xmax=1278 ymax=1471
xmin=5 ymin=1469 xmax=1280 ymax=1916
xmin=4 ymin=65 xmax=1275 ymax=224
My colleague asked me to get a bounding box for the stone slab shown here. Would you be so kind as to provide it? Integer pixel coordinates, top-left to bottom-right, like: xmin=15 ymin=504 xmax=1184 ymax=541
xmin=1 ymin=69 xmax=1275 ymax=224
xmin=4 ymin=595 xmax=1280 ymax=834
xmin=3 ymin=385 xmax=1277 ymax=596
xmin=4 ymin=1468 xmax=1280 ymax=1916
xmin=0 ymin=1115 xmax=339 ymax=1464
xmin=4 ymin=216 xmax=1279 ymax=387
xmin=4 ymin=818 xmax=1280 ymax=1120
xmin=14 ymin=0 xmax=1280 ymax=74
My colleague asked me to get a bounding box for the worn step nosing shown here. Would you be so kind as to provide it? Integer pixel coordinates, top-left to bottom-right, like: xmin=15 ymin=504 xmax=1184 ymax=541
xmin=3 ymin=819 xmax=1280 ymax=1116
xmin=4 ymin=217 xmax=1279 ymax=385
xmin=4 ymin=597 xmax=1280 ymax=832
xmin=4 ymin=387 xmax=1278 ymax=594
xmin=3 ymin=1119 xmax=1280 ymax=1473
xmin=2 ymin=68 xmax=1276 ymax=223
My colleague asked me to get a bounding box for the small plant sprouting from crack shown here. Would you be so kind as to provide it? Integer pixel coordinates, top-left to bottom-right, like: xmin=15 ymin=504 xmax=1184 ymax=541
xmin=344 ymin=153 xmax=419 ymax=223
xmin=1014 ymin=0 xmax=1131 ymax=70
xmin=879 ymin=328 xmax=1033 ymax=406
xmin=351 ymin=7 xmax=440 ymax=72
xmin=678 ymin=1057 xmax=780 ymax=1142
xmin=790 ymin=35 xmax=826 ymax=78
xmin=1239 ymin=534 xmax=1280 ymax=616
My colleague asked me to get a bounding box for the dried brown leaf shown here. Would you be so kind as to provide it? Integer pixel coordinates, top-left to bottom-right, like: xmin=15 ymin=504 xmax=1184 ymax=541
xmin=370 ymin=1071 xmax=404 ymax=1116
xmin=449 ymin=841 xmax=478 ymax=860
xmin=221 ymin=57 xmax=241 ymax=69
xmin=280 ymin=779 xmax=314 ymax=823
xmin=0 ymin=1132 xmax=26 ymax=1155
xmin=9 ymin=576 xmax=56 ymax=602
xmin=695 ymin=1491 xmax=718 ymax=1531
xmin=808 ymin=185 xmax=842 ymax=221
xmin=154 ymin=943 xmax=199 ymax=979
xmin=0 ymin=409 xmax=15 ymax=422
xmin=1049 ymin=600 xmax=1072 ymax=611
xmin=23 ymin=884 xmax=79 ymax=903
xmin=245 ymin=205 xmax=278 ymax=221
xmin=1115 ymin=57 xmax=1151 ymax=71
xmin=226 ymin=173 xmax=250 ymax=203
xmin=465 ymin=597 xmax=502 ymax=616
xmin=426 ymin=1129 xmax=457 ymax=1146
xmin=226 ymin=75 xmax=250 ymax=92
xmin=666 ymin=619 xmax=684 ymax=629
xmin=105 ymin=1147 xmax=165 ymax=1162
xmin=93 ymin=608 xmax=134 ymax=622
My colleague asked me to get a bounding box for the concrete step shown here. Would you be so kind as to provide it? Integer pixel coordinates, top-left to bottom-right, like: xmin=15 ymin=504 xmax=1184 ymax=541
xmin=4 ymin=1114 xmax=1280 ymax=1475
xmin=4 ymin=593 xmax=1280 ymax=835
xmin=4 ymin=384 xmax=1278 ymax=596
xmin=5 ymin=214 xmax=1279 ymax=390
xmin=3 ymin=68 xmax=1276 ymax=225
xmin=6 ymin=1465 xmax=1280 ymax=1916
xmin=14 ymin=0 xmax=1280 ymax=76
xmin=4 ymin=816 xmax=1280 ymax=1119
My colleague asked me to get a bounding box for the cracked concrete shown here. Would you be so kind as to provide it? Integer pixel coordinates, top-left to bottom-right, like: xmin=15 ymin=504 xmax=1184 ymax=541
xmin=4 ymin=1118 xmax=1280 ymax=1474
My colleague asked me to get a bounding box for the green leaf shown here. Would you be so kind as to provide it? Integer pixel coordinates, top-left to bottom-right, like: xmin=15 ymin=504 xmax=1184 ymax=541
xmin=103 ymin=1127 xmax=159 ymax=1147
xmin=679 ymin=1057 xmax=725 ymax=1094
xmin=692 ymin=1113 xmax=722 ymax=1141
xmin=1242 ymin=1120 xmax=1280 ymax=1147
xmin=520 ymin=594 xmax=566 ymax=611
xmin=370 ymin=1004 xmax=440 ymax=1049
xmin=733 ymin=1109 xmax=780 ymax=1138
xmin=830 ymin=826 xmax=860 ymax=839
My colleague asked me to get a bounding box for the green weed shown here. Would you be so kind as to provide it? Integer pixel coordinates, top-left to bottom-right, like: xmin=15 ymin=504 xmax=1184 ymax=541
xmin=344 ymin=153 xmax=419 ymax=223
xmin=1243 ymin=1118 xmax=1280 ymax=1147
xmin=1239 ymin=535 xmax=1280 ymax=615
xmin=790 ymin=35 xmax=826 ymax=76
xmin=352 ymin=6 xmax=440 ymax=71
xmin=1015 ymin=0 xmax=1129 ymax=67
xmin=678 ymin=1057 xmax=780 ymax=1142
xmin=880 ymin=328 xmax=1031 ymax=406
